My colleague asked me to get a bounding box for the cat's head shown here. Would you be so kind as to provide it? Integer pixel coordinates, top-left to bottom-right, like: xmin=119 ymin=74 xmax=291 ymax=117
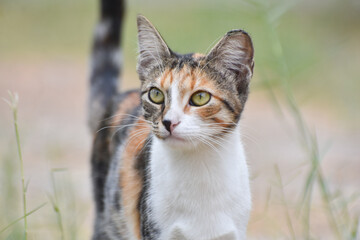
xmin=136 ymin=15 xmax=254 ymax=149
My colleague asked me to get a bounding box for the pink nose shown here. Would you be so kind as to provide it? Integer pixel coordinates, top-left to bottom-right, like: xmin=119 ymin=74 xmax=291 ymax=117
xmin=162 ymin=120 xmax=180 ymax=133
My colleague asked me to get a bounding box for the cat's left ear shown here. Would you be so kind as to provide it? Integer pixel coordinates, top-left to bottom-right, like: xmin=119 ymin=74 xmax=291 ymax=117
xmin=206 ymin=30 xmax=254 ymax=85
xmin=137 ymin=15 xmax=172 ymax=80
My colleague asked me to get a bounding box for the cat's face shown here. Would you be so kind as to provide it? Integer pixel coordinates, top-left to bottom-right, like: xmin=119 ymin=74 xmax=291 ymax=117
xmin=137 ymin=16 xmax=254 ymax=149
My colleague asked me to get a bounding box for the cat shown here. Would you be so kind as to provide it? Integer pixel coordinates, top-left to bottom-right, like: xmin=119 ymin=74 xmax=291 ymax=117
xmin=88 ymin=0 xmax=254 ymax=239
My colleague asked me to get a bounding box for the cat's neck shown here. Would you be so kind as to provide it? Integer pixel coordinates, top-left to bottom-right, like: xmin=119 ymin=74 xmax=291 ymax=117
xmin=150 ymin=125 xmax=245 ymax=185
xmin=149 ymin=125 xmax=250 ymax=239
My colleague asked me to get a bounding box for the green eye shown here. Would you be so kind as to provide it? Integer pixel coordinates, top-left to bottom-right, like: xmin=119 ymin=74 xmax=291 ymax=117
xmin=190 ymin=91 xmax=211 ymax=106
xmin=149 ymin=87 xmax=165 ymax=104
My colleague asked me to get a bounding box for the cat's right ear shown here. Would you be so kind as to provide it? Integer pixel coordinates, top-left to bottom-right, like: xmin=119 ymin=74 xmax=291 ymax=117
xmin=137 ymin=15 xmax=171 ymax=79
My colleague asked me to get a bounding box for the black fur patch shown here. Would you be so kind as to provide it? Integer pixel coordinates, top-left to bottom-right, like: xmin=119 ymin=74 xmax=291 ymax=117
xmin=136 ymin=138 xmax=161 ymax=239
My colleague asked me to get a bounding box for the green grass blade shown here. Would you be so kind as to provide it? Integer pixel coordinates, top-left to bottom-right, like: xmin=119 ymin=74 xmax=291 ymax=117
xmin=50 ymin=169 xmax=65 ymax=240
xmin=0 ymin=203 xmax=47 ymax=235
xmin=351 ymin=216 xmax=359 ymax=239
xmin=5 ymin=92 xmax=28 ymax=240
xmin=275 ymin=165 xmax=297 ymax=240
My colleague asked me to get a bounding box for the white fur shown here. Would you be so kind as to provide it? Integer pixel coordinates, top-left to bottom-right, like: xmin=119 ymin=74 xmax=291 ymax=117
xmin=149 ymin=125 xmax=251 ymax=240
xmin=164 ymin=81 xmax=183 ymax=124
xmin=95 ymin=20 xmax=110 ymax=41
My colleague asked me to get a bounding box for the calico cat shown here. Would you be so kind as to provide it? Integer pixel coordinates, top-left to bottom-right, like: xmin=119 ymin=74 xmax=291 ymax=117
xmin=88 ymin=0 xmax=254 ymax=239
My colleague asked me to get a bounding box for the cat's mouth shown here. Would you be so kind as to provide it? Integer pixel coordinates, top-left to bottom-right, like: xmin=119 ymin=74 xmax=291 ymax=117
xmin=154 ymin=130 xmax=194 ymax=146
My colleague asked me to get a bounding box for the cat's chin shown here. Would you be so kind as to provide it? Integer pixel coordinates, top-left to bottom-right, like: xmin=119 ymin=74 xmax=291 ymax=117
xmin=160 ymin=135 xmax=199 ymax=150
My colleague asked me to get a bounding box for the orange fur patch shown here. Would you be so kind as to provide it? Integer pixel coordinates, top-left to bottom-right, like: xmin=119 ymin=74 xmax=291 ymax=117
xmin=168 ymin=70 xmax=174 ymax=85
xmin=110 ymin=92 xmax=141 ymax=129
xmin=119 ymin=118 xmax=151 ymax=239
xmin=197 ymin=104 xmax=222 ymax=118
xmin=160 ymin=69 xmax=170 ymax=88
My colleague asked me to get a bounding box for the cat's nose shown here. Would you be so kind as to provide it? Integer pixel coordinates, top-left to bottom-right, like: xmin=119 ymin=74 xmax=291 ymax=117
xmin=162 ymin=119 xmax=180 ymax=133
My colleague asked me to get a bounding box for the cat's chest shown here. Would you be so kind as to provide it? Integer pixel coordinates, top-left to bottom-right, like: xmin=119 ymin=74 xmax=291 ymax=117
xmin=147 ymin=138 xmax=251 ymax=240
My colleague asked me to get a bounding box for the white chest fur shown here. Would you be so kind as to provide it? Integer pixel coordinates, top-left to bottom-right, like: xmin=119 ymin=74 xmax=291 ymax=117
xmin=149 ymin=128 xmax=251 ymax=240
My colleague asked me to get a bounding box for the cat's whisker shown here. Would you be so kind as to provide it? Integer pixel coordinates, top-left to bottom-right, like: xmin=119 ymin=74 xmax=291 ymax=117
xmin=240 ymin=133 xmax=258 ymax=146
xmin=142 ymin=136 xmax=153 ymax=151
xmin=193 ymin=134 xmax=219 ymax=152
xmin=110 ymin=115 xmax=152 ymax=125
xmin=97 ymin=123 xmax=140 ymax=134
xmin=126 ymin=131 xmax=148 ymax=145
xmin=199 ymin=123 xmax=237 ymax=128
xmin=96 ymin=121 xmax=149 ymax=134
xmin=198 ymin=125 xmax=233 ymax=130
xmin=110 ymin=123 xmax=150 ymax=140
xmin=238 ymin=124 xmax=259 ymax=145
xmin=206 ymin=135 xmax=231 ymax=147
xmin=197 ymin=132 xmax=230 ymax=148
xmin=124 ymin=129 xmax=151 ymax=149
xmin=190 ymin=127 xmax=235 ymax=146
xmin=189 ymin=128 xmax=234 ymax=137
xmin=207 ymin=137 xmax=229 ymax=150
xmin=184 ymin=135 xmax=196 ymax=147
xmin=196 ymin=135 xmax=225 ymax=161
xmin=97 ymin=113 xmax=153 ymax=131
xmin=100 ymin=112 xmax=138 ymax=123
xmin=179 ymin=128 xmax=234 ymax=143
xmin=133 ymin=135 xmax=149 ymax=152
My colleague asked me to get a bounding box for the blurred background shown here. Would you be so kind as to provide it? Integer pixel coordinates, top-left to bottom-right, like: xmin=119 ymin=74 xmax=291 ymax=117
xmin=0 ymin=0 xmax=359 ymax=239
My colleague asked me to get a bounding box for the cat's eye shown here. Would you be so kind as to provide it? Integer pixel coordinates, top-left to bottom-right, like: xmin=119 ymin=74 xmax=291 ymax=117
xmin=149 ymin=87 xmax=165 ymax=104
xmin=190 ymin=91 xmax=211 ymax=106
